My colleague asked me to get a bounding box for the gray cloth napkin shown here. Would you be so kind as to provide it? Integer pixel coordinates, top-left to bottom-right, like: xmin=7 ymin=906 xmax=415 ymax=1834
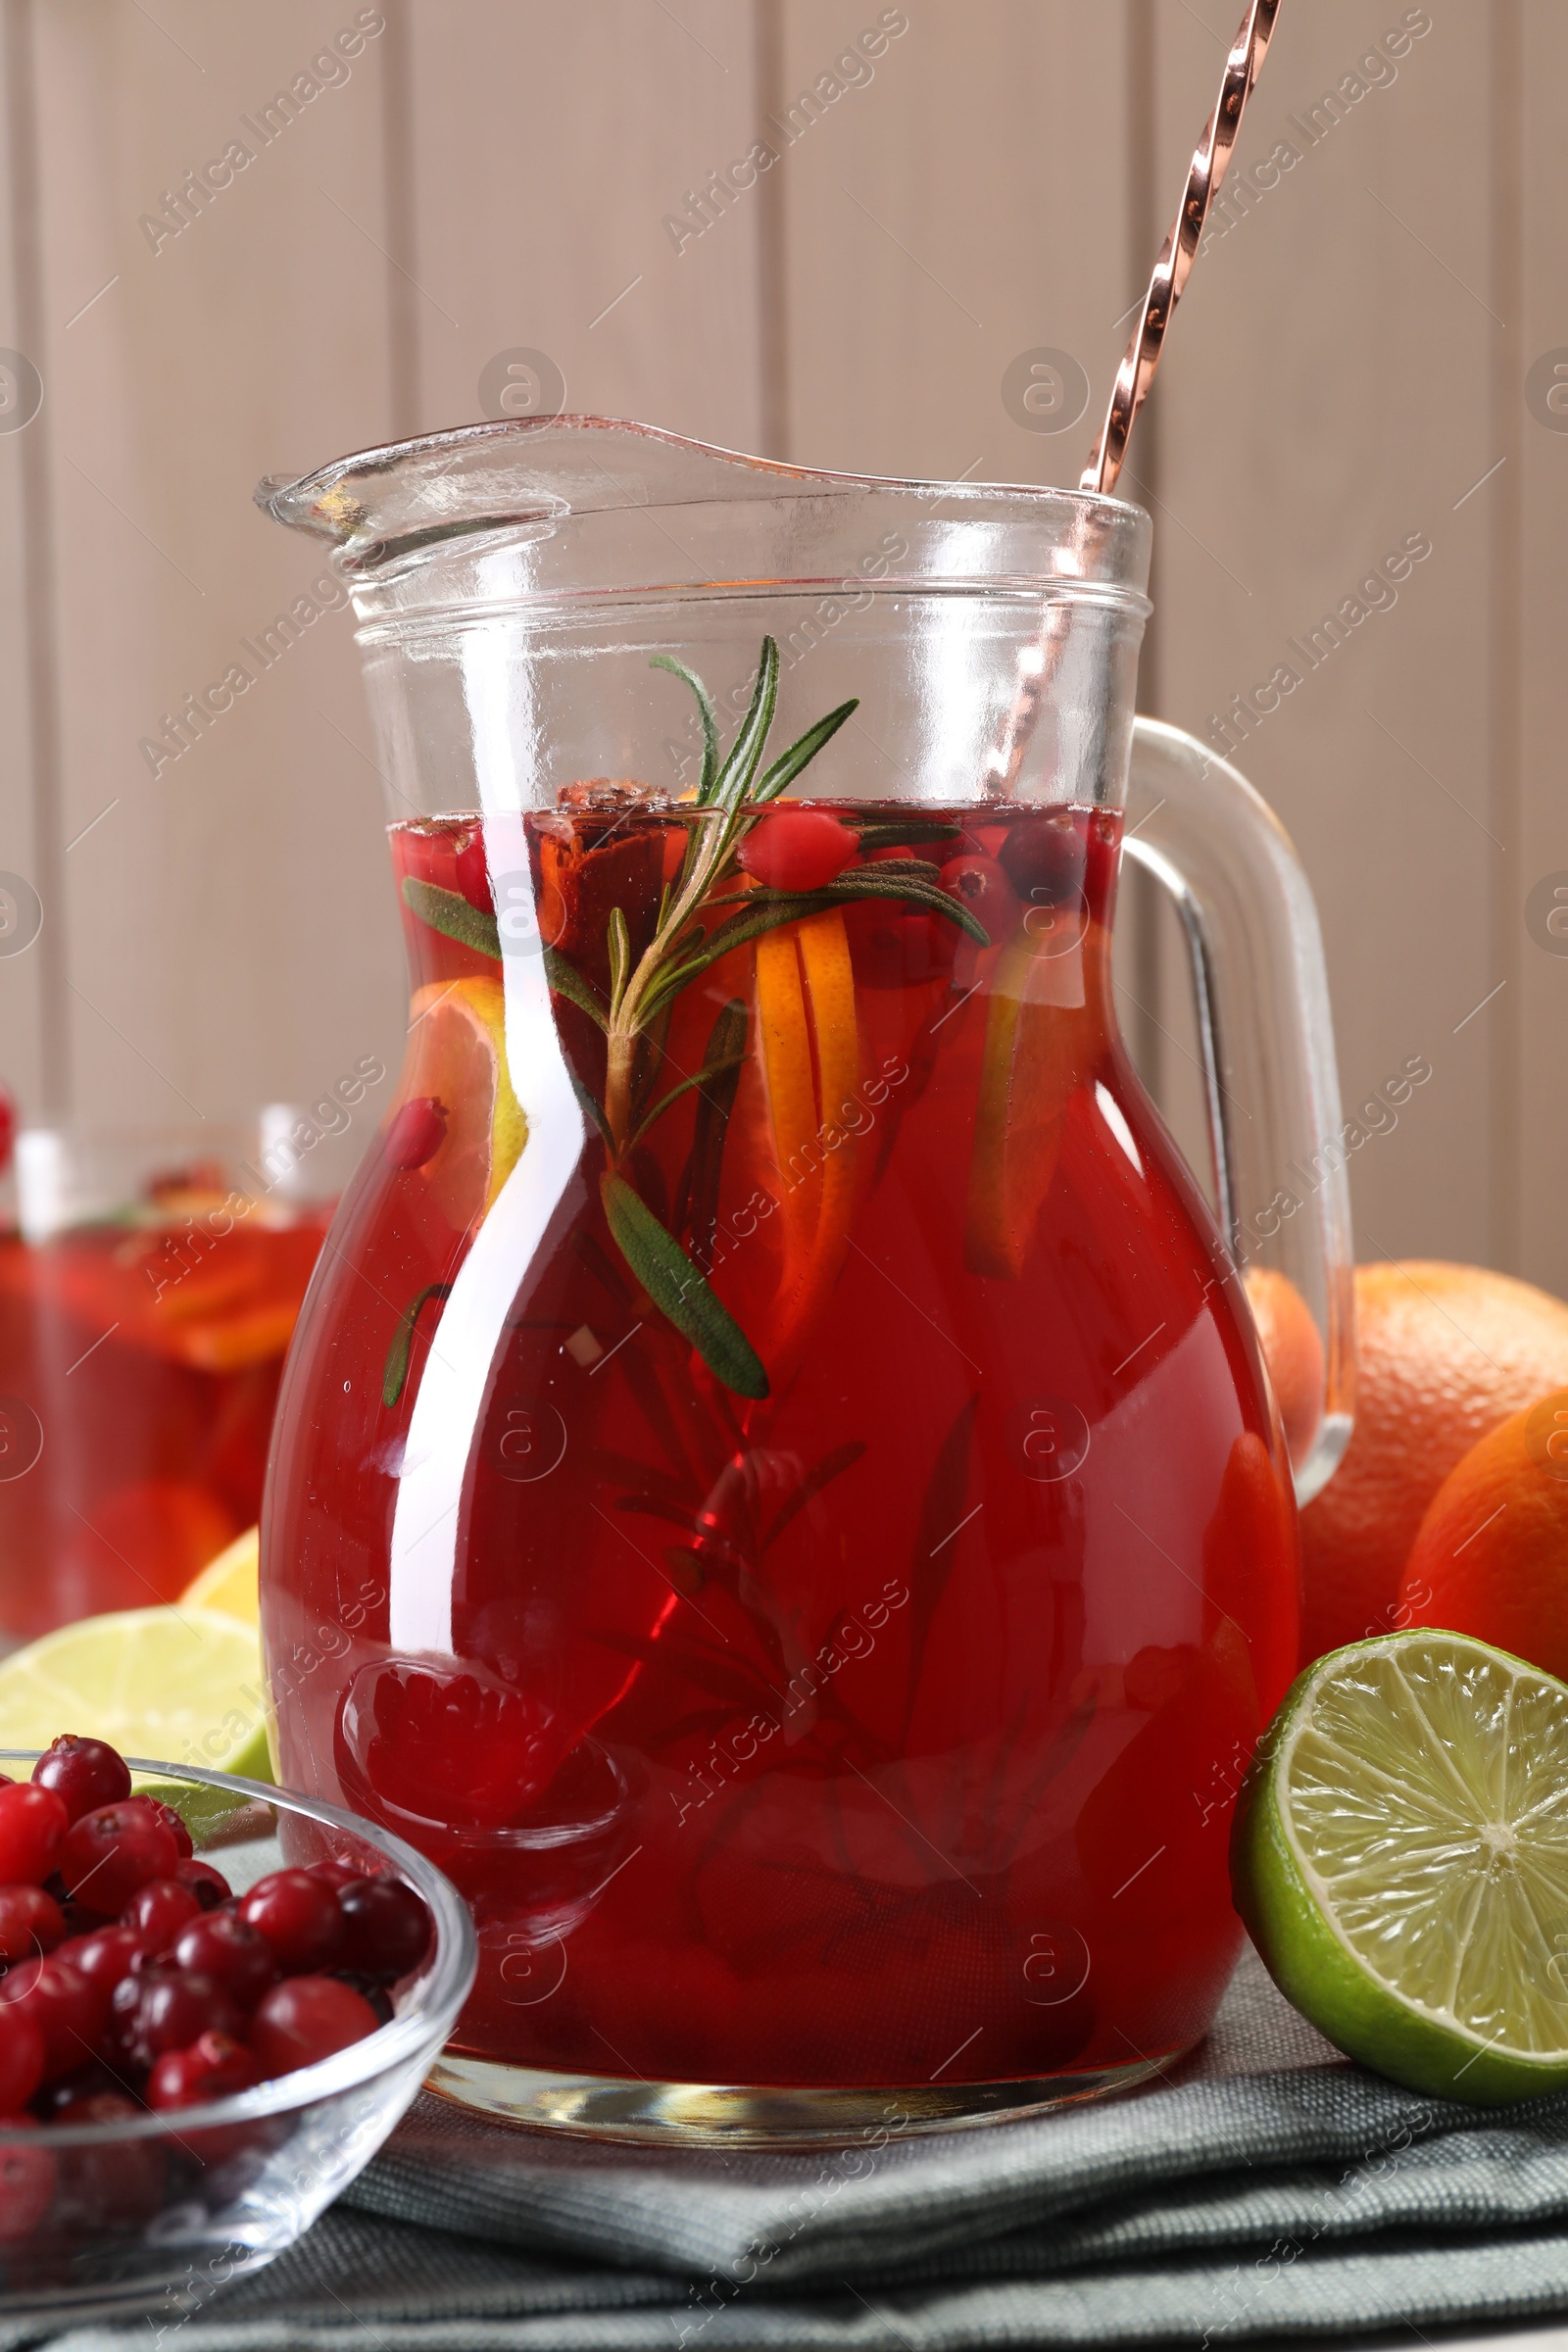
xmin=33 ymin=1946 xmax=1568 ymax=2351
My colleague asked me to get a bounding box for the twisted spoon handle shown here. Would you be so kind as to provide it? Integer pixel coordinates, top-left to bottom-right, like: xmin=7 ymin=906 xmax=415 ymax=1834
xmin=1083 ymin=0 xmax=1283 ymax=497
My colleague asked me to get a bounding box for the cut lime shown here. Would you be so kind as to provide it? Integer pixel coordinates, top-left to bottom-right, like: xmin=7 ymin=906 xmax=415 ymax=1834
xmin=1233 ymin=1630 xmax=1568 ymax=2104
xmin=0 ymin=1606 xmax=272 ymax=1789
xmin=179 ymin=1525 xmax=260 ymax=1626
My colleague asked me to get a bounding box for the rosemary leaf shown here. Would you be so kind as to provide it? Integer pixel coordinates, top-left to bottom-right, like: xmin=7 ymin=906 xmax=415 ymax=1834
xmin=711 ymin=636 xmax=780 ymax=814
xmin=754 ymin=698 xmax=858 ymax=802
xmin=543 ymin=951 xmax=610 ymax=1029
xmin=402 ymin=877 xmax=500 ymax=958
xmin=382 ymin=1281 xmax=453 ymax=1409
xmin=686 ymin=999 xmax=748 ymax=1269
xmin=607 ymin=905 xmax=631 ymax=1019
xmin=600 ymin=1171 xmax=768 ymax=1400
xmin=853 ymin=819 xmax=962 ymax=852
xmin=628 ymin=1047 xmax=747 ymax=1152
xmin=821 ymin=864 xmax=991 ymax=943
xmin=651 ymin=652 xmax=720 ymax=801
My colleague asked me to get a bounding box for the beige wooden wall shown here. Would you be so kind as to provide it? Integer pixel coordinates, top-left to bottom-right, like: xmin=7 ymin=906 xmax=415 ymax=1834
xmin=0 ymin=0 xmax=1562 ymax=1292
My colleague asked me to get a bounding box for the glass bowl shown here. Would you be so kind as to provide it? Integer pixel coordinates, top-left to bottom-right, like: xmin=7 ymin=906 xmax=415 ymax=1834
xmin=0 ymin=1754 xmax=476 ymax=2328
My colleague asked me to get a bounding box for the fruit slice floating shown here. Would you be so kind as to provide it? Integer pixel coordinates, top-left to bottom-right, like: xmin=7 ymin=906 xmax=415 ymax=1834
xmin=400 ymin=977 xmax=527 ymax=1229
xmin=964 ymin=923 xmax=1086 ymax=1279
xmin=1233 ymin=1630 xmax=1568 ymax=2103
xmin=0 ymin=1607 xmax=270 ymax=1785
xmin=179 ymin=1525 xmax=260 ymax=1626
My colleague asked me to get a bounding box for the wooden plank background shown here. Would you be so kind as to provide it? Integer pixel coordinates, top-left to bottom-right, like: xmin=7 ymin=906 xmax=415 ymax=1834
xmin=0 ymin=0 xmax=1561 ymax=1295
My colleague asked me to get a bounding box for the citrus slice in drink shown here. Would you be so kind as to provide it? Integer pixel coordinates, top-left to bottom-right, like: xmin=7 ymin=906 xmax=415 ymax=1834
xmin=403 ymin=977 xmax=527 ymax=1228
xmin=180 ymin=1525 xmax=260 ymax=1625
xmin=0 ymin=1605 xmax=270 ymax=1784
xmin=1233 ymin=1630 xmax=1568 ymax=2103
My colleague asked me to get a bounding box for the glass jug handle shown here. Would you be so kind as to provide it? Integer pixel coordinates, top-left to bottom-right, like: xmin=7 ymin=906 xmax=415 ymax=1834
xmin=1122 ymin=718 xmax=1355 ymax=1504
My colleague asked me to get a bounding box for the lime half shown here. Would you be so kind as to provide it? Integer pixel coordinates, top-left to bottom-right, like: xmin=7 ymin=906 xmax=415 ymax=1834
xmin=0 ymin=1606 xmax=271 ymax=1788
xmin=1233 ymin=1630 xmax=1568 ymax=2104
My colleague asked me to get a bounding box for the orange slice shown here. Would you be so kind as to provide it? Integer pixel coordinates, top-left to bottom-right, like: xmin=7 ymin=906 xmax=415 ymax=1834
xmin=965 ymin=924 xmax=1085 ymax=1278
xmin=402 ymin=977 xmax=527 ymax=1231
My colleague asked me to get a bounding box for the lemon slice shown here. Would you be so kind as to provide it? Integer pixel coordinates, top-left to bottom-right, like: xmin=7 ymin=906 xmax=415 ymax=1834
xmin=0 ymin=1606 xmax=271 ymax=1785
xmin=403 ymin=976 xmax=527 ymax=1226
xmin=1234 ymin=1630 xmax=1568 ymax=2104
xmin=180 ymin=1525 xmax=260 ymax=1626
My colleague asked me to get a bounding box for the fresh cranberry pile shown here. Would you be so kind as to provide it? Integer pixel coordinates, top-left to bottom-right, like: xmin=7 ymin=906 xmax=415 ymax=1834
xmin=0 ymin=1735 xmax=431 ymax=2142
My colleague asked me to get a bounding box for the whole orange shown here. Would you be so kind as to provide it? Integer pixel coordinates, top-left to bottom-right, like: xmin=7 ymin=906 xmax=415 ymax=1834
xmin=1243 ymin=1267 xmax=1325 ymax=1469
xmin=1400 ymin=1393 xmax=1568 ymax=1681
xmin=1298 ymin=1261 xmax=1568 ymax=1664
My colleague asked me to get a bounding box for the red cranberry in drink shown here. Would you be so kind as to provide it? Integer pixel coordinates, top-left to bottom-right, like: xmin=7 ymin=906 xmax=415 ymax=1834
xmin=175 ymin=1857 xmax=232 ymax=1910
xmin=171 ymin=1912 xmax=277 ymax=2008
xmin=0 ymin=2121 xmax=55 ymax=2243
xmin=0 ymin=2006 xmax=45 ymax=2113
xmin=112 ymin=1967 xmax=241 ymax=2069
xmin=738 ymin=809 xmax=856 ymax=892
xmin=385 ymin=1097 xmax=448 ymax=1171
xmin=121 ymin=1877 xmax=201 ymax=1948
xmin=305 ymin=1860 xmax=364 ymax=1893
xmin=0 ymin=1884 xmax=66 ymax=1962
xmin=53 ymin=1925 xmax=149 ymax=1997
xmin=997 ymin=812 xmax=1086 ymax=906
xmin=0 ymin=1783 xmax=70 ymax=1886
xmin=142 ymin=1798 xmax=194 ymax=1861
xmin=240 ymin=1870 xmax=345 ymax=1974
xmin=0 ymin=1957 xmax=108 ymax=2079
xmin=248 ymin=1976 xmax=380 ymax=2075
xmin=147 ymin=2029 xmax=262 ymax=2111
xmin=31 ymin=1736 xmax=131 ymax=1824
xmin=337 ymin=1878 xmax=431 ymax=1982
xmin=938 ymin=852 xmax=1015 ymax=924
xmin=58 ymin=1799 xmax=180 ymax=1912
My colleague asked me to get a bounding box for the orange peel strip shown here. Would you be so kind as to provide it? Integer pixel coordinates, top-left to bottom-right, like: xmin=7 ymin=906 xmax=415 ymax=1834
xmin=780 ymin=909 xmax=860 ymax=1346
xmin=756 ymin=925 xmax=821 ymax=1269
xmin=965 ymin=924 xmax=1084 ymax=1279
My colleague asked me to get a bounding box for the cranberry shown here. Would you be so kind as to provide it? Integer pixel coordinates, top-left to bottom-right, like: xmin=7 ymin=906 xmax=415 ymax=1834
xmin=31 ymin=1736 xmax=131 ymax=1824
xmin=147 ymin=2029 xmax=261 ymax=2111
xmin=240 ymin=1870 xmax=344 ymax=1974
xmin=0 ymin=1884 xmax=65 ymax=1961
xmin=29 ymin=2059 xmax=122 ymax=2118
xmin=0 ymin=1784 xmax=70 ymax=1886
xmin=938 ymin=853 xmax=1014 ymax=927
xmin=175 ymin=1857 xmax=232 ymax=1910
xmin=738 ymin=808 xmax=856 ymax=892
xmin=143 ymin=1798 xmax=194 ymax=1861
xmin=0 ymin=2118 xmax=55 ymax=2243
xmin=0 ymin=2006 xmax=44 ymax=2112
xmin=121 ymin=1878 xmax=201 ymax=1947
xmin=997 ymin=813 xmax=1087 ymax=905
xmin=52 ymin=1925 xmax=148 ymax=1997
xmin=0 ymin=1958 xmax=107 ymax=2078
xmin=385 ymin=1097 xmax=448 ymax=1171
xmin=171 ymin=1912 xmax=277 ymax=2007
xmin=248 ymin=1976 xmax=379 ymax=2076
xmin=54 ymin=2091 xmax=167 ymax=2225
xmin=111 ymin=1967 xmax=241 ymax=2069
xmin=58 ymin=1799 xmax=179 ymax=1912
xmin=330 ymin=1971 xmax=393 ymax=2026
xmin=337 ymin=1878 xmax=431 ymax=1982
xmin=305 ymin=1860 xmax=365 ymax=1893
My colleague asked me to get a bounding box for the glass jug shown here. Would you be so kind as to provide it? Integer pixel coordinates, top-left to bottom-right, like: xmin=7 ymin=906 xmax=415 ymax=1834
xmin=258 ymin=420 xmax=1352 ymax=2143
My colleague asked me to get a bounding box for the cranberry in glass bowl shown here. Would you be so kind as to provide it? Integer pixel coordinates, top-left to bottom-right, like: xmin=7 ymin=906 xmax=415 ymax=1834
xmin=0 ymin=1750 xmax=473 ymax=2327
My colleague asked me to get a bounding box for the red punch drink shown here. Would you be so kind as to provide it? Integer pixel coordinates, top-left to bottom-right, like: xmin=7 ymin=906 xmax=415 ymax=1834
xmin=0 ymin=1166 xmax=328 ymax=1638
xmin=265 ymin=775 xmax=1298 ymax=2098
